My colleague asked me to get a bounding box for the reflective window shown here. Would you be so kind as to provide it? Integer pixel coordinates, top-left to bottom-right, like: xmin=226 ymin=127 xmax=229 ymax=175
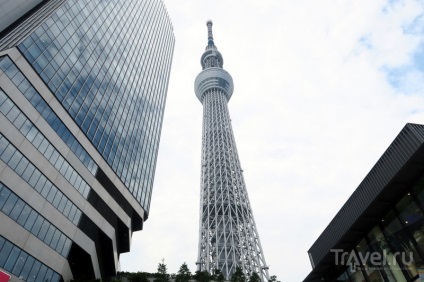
xmin=0 ymin=241 xmax=13 ymax=266
xmin=381 ymin=205 xmax=424 ymax=275
xmin=347 ymin=264 xmax=366 ymax=282
xmin=30 ymin=216 xmax=44 ymax=235
xmin=0 ymin=236 xmax=61 ymax=281
xmin=336 ymin=271 xmax=350 ymax=282
xmin=44 ymin=225 xmax=56 ymax=245
xmin=38 ymin=220 xmax=50 ymax=241
xmin=36 ymin=265 xmax=48 ymax=282
xmin=0 ymin=134 xmax=82 ymax=225
xmin=12 ymin=251 xmax=28 ymax=275
xmin=20 ymin=256 xmax=35 ymax=281
xmin=355 ymin=238 xmax=385 ymax=281
xmin=0 ymin=87 xmax=96 ymax=200
xmin=1 ymin=144 xmax=14 ymax=163
xmin=0 ymin=188 xmax=11 ymax=209
xmin=0 ymin=59 xmax=98 ymax=177
xmin=16 ymin=204 xmax=31 ymax=226
xmin=3 ymin=246 xmax=20 ymax=272
xmin=43 ymin=268 xmax=54 ymax=282
xmin=9 ymin=199 xmax=25 ymax=220
xmin=396 ymin=193 xmax=424 ymax=226
xmin=381 ymin=210 xmax=403 ymax=235
xmin=24 ymin=211 xmax=38 ymax=231
xmin=0 ymin=183 xmax=72 ymax=258
xmin=368 ymin=226 xmax=407 ymax=281
xmin=27 ymin=260 xmax=41 ymax=282
xmin=2 ymin=193 xmax=18 ymax=215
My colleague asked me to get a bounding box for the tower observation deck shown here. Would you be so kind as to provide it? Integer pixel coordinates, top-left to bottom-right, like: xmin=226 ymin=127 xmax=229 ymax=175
xmin=194 ymin=20 xmax=270 ymax=281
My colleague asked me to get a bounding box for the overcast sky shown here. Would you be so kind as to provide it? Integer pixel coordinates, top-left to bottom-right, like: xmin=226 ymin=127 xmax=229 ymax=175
xmin=120 ymin=0 xmax=424 ymax=281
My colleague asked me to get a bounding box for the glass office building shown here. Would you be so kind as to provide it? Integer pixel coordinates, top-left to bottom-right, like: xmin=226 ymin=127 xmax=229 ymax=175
xmin=304 ymin=123 xmax=424 ymax=282
xmin=0 ymin=0 xmax=174 ymax=280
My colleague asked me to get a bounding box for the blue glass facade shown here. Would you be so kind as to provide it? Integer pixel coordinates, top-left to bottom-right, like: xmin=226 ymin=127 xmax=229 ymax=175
xmin=0 ymin=0 xmax=174 ymax=279
xmin=17 ymin=0 xmax=174 ymax=212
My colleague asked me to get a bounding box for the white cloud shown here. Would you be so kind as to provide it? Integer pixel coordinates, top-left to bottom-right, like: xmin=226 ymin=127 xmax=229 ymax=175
xmin=120 ymin=0 xmax=424 ymax=281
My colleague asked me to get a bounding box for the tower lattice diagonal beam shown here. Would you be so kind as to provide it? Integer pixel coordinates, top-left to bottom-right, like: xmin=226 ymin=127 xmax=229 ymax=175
xmin=194 ymin=20 xmax=270 ymax=281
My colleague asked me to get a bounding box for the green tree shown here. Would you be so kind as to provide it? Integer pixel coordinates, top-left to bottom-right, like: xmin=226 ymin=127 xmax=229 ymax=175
xmin=213 ymin=269 xmax=225 ymax=282
xmin=176 ymin=262 xmax=192 ymax=282
xmin=193 ymin=270 xmax=211 ymax=282
xmin=155 ymin=259 xmax=169 ymax=282
xmin=268 ymin=275 xmax=280 ymax=282
xmin=249 ymin=272 xmax=261 ymax=282
xmin=129 ymin=272 xmax=150 ymax=282
xmin=231 ymin=267 xmax=246 ymax=282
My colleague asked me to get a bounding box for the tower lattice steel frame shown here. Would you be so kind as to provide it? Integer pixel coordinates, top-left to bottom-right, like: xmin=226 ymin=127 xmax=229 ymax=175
xmin=194 ymin=20 xmax=270 ymax=281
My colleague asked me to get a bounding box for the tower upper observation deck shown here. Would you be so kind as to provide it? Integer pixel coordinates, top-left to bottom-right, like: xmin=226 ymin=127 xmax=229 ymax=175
xmin=195 ymin=20 xmax=234 ymax=103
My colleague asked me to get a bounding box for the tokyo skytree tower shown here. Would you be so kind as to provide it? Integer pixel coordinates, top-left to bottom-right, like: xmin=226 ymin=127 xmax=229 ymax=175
xmin=194 ymin=20 xmax=270 ymax=281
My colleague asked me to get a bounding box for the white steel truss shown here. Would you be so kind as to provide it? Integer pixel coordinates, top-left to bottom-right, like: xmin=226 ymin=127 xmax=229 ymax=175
xmin=194 ymin=20 xmax=270 ymax=281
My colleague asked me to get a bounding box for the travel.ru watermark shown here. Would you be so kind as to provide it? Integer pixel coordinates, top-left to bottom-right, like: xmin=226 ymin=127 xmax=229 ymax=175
xmin=330 ymin=249 xmax=414 ymax=272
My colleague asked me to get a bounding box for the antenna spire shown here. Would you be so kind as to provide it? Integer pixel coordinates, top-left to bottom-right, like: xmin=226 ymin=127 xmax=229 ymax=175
xmin=200 ymin=20 xmax=223 ymax=69
xmin=206 ymin=20 xmax=215 ymax=48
